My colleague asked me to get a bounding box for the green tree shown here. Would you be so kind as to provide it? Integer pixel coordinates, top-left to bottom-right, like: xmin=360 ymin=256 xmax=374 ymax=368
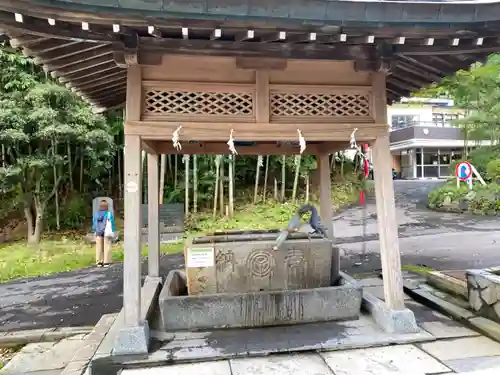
xmin=0 ymin=77 xmax=114 ymax=243
xmin=417 ymin=54 xmax=500 ymax=156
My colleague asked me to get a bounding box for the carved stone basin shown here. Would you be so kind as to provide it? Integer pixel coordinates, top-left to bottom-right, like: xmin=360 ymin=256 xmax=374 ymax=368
xmin=156 ymin=231 xmax=362 ymax=331
xmin=184 ymin=230 xmax=334 ymax=296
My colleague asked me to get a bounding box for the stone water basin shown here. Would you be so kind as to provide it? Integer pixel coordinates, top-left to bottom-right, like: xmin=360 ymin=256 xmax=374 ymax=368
xmin=157 ymin=269 xmax=362 ymax=331
xmin=157 ymin=230 xmax=362 ymax=331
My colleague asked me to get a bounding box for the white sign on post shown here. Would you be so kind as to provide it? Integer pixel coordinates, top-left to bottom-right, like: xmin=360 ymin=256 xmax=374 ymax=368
xmin=187 ymin=247 xmax=215 ymax=268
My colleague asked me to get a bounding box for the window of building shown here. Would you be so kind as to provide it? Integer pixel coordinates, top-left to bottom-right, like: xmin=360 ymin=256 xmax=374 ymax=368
xmin=432 ymin=113 xmax=459 ymax=127
xmin=423 ymin=148 xmax=439 ymax=165
xmin=391 ymin=115 xmax=419 ymax=130
xmin=416 ymin=150 xmax=422 ymax=165
xmin=423 ymin=166 xmax=439 ymax=178
xmin=412 ymin=147 xmax=463 ymax=179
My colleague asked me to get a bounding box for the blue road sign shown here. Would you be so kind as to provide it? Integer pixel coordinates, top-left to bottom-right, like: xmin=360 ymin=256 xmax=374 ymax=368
xmin=456 ymin=161 xmax=472 ymax=181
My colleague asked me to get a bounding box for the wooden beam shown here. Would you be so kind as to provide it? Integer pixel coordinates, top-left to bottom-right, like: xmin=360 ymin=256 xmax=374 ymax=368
xmin=49 ymin=53 xmax=114 ymax=76
xmin=53 ymin=62 xmax=118 ymax=80
xmin=23 ymin=39 xmax=80 ymax=56
xmin=14 ymin=36 xmax=49 ymax=48
xmin=67 ymin=70 xmax=126 ymax=91
xmin=65 ymin=65 xmax=120 ymax=84
xmin=386 ymin=86 xmax=406 ymax=99
xmin=40 ymin=44 xmax=110 ymax=68
xmin=92 ymin=89 xmax=126 ymax=103
xmin=235 ymin=57 xmax=287 ymax=70
xmin=142 ymin=140 xmax=158 ymax=155
xmin=395 ymin=44 xmax=500 ymax=56
xmin=125 ymin=121 xmax=386 ymax=142
xmin=386 ymin=83 xmax=409 ymax=99
xmin=113 ymin=50 xmax=163 ymax=68
xmin=126 ymin=64 xmax=141 ymax=121
xmin=394 ymin=59 xmax=443 ymax=82
xmin=396 ymin=55 xmax=445 ymax=76
xmin=0 ymin=10 xmax=115 ymax=42
xmin=85 ymin=80 xmax=126 ymax=96
xmin=255 ymin=70 xmax=270 ymax=124
xmin=139 ymin=37 xmax=374 ymax=61
xmin=391 ymin=69 xmax=432 ymax=88
xmin=146 ymin=141 xmax=322 ymax=156
xmin=387 ymin=76 xmax=420 ymax=93
xmin=316 ymin=142 xmax=349 ymax=154
xmin=355 ymin=59 xmax=394 ymax=73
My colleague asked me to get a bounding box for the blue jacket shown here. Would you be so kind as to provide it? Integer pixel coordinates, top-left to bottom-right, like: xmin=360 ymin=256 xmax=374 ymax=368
xmin=92 ymin=210 xmax=115 ymax=235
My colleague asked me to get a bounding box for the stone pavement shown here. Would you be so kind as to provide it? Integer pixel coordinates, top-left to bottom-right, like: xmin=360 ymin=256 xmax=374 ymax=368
xmin=121 ymin=337 xmax=500 ymax=375
xmin=5 ymin=277 xmax=500 ymax=374
xmin=2 ymin=334 xmax=89 ymax=374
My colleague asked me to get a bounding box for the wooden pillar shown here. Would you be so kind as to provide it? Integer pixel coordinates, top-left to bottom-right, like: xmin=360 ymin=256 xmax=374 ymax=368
xmin=318 ymin=152 xmax=338 ymax=280
xmin=123 ymin=63 xmax=143 ymax=327
xmin=372 ymin=72 xmax=405 ymax=310
xmin=123 ymin=134 xmax=143 ymax=326
xmin=147 ymin=152 xmax=160 ymax=278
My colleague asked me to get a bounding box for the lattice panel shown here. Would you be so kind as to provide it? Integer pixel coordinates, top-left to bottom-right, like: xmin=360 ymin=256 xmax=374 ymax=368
xmin=270 ymin=92 xmax=371 ymax=118
xmin=144 ymin=89 xmax=254 ymax=117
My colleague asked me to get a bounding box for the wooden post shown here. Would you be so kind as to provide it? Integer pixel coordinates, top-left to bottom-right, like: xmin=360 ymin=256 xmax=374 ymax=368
xmin=123 ymin=134 xmax=143 ymax=326
xmin=372 ymin=136 xmax=405 ymax=310
xmin=147 ymin=152 xmax=160 ymax=278
xmin=318 ymin=152 xmax=337 ymax=279
xmin=372 ymin=72 xmax=405 ymax=310
xmin=123 ymin=63 xmax=142 ymax=327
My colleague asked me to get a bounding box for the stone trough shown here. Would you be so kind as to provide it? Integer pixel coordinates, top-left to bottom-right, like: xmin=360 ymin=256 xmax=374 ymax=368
xmin=158 ymin=269 xmax=362 ymax=331
xmin=466 ymin=267 xmax=500 ymax=322
xmin=156 ymin=230 xmax=362 ymax=331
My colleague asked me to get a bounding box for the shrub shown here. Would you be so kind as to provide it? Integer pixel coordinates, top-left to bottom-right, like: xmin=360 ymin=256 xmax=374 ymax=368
xmin=428 ymin=184 xmax=468 ymax=208
xmin=45 ymin=194 xmax=89 ymax=231
xmin=428 ymin=182 xmax=500 ymax=215
xmin=486 ymin=159 xmax=500 ymax=183
xmin=468 ymin=145 xmax=500 ymax=179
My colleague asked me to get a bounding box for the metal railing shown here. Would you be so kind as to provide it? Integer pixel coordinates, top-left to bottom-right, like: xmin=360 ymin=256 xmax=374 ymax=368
xmin=390 ymin=121 xmax=458 ymax=131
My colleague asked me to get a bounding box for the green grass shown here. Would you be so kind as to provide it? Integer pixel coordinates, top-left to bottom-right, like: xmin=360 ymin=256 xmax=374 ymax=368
xmin=0 ymin=346 xmax=22 ymax=369
xmin=402 ymin=264 xmax=433 ymax=275
xmin=0 ymin=182 xmax=363 ymax=283
xmin=0 ymin=238 xmax=184 ymax=283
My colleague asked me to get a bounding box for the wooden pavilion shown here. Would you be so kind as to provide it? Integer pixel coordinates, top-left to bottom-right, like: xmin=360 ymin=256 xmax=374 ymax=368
xmin=1 ymin=0 xmax=500 ymax=354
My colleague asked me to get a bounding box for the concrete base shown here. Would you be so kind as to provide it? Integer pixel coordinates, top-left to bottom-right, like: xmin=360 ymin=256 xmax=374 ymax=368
xmin=112 ymin=321 xmax=150 ymax=356
xmin=371 ymin=305 xmax=420 ymax=334
xmin=158 ymin=269 xmax=362 ymax=331
xmin=340 ymin=272 xmax=419 ymax=334
xmin=363 ymin=290 xmax=419 ymax=334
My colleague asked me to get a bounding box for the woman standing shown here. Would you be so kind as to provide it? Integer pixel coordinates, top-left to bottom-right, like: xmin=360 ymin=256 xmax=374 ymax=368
xmin=92 ymin=199 xmax=115 ymax=268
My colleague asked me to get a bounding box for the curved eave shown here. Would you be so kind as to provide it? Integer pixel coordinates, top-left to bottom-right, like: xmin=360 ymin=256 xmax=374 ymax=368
xmin=7 ymin=0 xmax=500 ymax=26
xmin=0 ymin=3 xmax=496 ymax=108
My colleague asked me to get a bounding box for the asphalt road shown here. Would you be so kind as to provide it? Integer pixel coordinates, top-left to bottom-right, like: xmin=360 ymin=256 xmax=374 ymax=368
xmin=2 ymin=180 xmax=500 ymax=331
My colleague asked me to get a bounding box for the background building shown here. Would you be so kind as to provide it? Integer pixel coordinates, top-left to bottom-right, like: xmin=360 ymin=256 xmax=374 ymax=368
xmin=389 ymin=97 xmax=490 ymax=179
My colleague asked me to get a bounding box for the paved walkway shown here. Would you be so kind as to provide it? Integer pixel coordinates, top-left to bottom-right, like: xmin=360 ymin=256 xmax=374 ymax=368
xmin=2 ymin=180 xmax=500 ymax=331
xmin=122 ymin=341 xmax=500 ymax=375
xmin=5 ymin=279 xmax=500 ymax=375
